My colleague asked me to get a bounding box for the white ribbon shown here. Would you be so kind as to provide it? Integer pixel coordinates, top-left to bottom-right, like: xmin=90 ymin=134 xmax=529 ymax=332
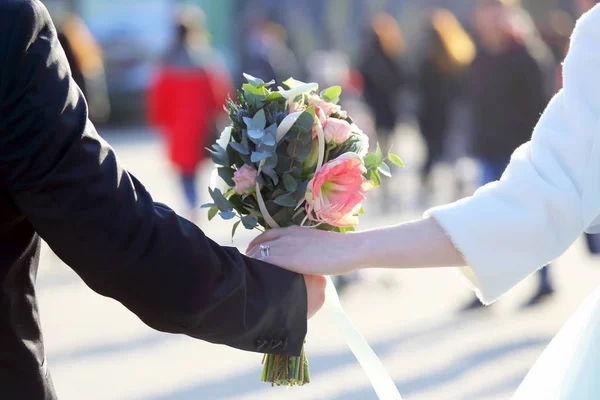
xmin=324 ymin=277 xmax=403 ymax=400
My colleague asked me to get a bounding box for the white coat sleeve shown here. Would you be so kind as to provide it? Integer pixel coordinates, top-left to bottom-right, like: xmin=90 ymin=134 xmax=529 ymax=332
xmin=425 ymin=6 xmax=600 ymax=304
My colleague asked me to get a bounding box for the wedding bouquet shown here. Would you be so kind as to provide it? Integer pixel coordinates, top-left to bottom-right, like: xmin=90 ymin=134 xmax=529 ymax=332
xmin=203 ymin=74 xmax=402 ymax=386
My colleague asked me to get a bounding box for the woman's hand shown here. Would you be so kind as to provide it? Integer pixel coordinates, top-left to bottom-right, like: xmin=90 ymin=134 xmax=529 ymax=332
xmin=246 ymin=226 xmax=361 ymax=276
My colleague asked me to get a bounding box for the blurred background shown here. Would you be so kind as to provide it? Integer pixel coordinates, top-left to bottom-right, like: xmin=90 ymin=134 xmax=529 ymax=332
xmin=38 ymin=0 xmax=600 ymax=399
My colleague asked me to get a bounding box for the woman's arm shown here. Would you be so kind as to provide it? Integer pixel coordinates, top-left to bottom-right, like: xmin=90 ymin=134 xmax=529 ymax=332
xmin=247 ymin=218 xmax=464 ymax=275
xmin=356 ymin=218 xmax=466 ymax=269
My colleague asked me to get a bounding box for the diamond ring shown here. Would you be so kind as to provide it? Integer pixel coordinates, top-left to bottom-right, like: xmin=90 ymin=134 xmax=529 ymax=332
xmin=259 ymin=244 xmax=270 ymax=259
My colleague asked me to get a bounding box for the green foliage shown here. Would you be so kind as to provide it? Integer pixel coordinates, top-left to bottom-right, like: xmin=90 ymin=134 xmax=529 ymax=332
xmin=207 ymin=143 xmax=229 ymax=166
xmin=209 ymin=188 xmax=233 ymax=212
xmin=208 ymin=206 xmax=219 ymax=221
xmin=283 ymin=173 xmax=298 ymax=192
xmin=388 ymin=153 xmax=404 ymax=167
xmin=321 ymin=86 xmax=342 ymax=103
xmin=218 ymin=167 xmax=235 ymax=187
xmin=232 ymin=220 xmax=241 ymax=239
xmin=363 ymin=143 xmax=402 ymax=187
xmin=241 ymin=215 xmax=258 ymax=230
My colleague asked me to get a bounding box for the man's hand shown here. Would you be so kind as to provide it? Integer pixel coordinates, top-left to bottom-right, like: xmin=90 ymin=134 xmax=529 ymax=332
xmin=304 ymin=275 xmax=327 ymax=319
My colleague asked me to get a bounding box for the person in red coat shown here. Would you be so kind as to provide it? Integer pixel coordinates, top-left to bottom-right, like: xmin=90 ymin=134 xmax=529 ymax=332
xmin=149 ymin=7 xmax=231 ymax=217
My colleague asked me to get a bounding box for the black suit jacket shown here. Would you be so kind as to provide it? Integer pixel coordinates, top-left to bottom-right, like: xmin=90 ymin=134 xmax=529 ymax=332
xmin=0 ymin=1 xmax=307 ymax=399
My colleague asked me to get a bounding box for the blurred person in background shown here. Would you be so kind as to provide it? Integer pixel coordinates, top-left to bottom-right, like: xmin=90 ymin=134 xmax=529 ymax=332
xmin=241 ymin=20 xmax=302 ymax=84
xmin=359 ymin=13 xmax=408 ymax=213
xmin=462 ymin=0 xmax=556 ymax=310
xmin=576 ymin=0 xmax=600 ymax=14
xmin=539 ymin=9 xmax=574 ymax=67
xmin=56 ymin=13 xmax=111 ymax=124
xmin=148 ymin=5 xmax=232 ymax=221
xmin=418 ymin=9 xmax=475 ymax=202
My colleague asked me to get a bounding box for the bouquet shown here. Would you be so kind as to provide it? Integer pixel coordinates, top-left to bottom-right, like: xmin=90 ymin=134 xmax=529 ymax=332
xmin=203 ymin=74 xmax=403 ymax=386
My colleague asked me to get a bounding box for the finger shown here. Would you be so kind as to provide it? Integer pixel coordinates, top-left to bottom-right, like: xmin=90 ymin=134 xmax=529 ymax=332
xmin=304 ymin=274 xmax=327 ymax=319
xmin=246 ymin=229 xmax=282 ymax=253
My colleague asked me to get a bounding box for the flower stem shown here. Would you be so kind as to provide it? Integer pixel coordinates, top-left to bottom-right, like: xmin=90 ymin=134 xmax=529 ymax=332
xmin=260 ymin=345 xmax=309 ymax=386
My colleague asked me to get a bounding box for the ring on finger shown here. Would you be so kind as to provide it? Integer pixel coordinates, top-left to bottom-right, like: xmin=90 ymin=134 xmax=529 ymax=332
xmin=259 ymin=244 xmax=270 ymax=259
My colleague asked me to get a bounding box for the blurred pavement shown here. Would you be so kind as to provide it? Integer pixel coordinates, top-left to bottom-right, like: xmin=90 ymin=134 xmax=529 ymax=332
xmin=38 ymin=127 xmax=600 ymax=400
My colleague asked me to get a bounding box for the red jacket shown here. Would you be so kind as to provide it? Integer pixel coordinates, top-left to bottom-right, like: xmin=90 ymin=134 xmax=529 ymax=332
xmin=148 ymin=66 xmax=229 ymax=174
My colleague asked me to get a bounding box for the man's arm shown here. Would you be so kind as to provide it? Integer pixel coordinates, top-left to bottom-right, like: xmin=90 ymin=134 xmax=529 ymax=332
xmin=0 ymin=0 xmax=307 ymax=356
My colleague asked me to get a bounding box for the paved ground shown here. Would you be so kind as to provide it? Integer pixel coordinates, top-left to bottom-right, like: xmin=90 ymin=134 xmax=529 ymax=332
xmin=37 ymin=127 xmax=600 ymax=400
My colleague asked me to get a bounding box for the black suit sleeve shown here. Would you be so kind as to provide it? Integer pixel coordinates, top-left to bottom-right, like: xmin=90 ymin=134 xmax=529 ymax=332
xmin=0 ymin=0 xmax=307 ymax=356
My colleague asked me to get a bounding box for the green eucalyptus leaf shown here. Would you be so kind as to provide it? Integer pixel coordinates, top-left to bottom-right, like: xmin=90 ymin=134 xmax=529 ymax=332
xmin=245 ymin=93 xmax=265 ymax=110
xmin=232 ymin=220 xmax=241 ymax=239
xmin=274 ymin=193 xmax=297 ymax=207
xmin=211 ymin=188 xmax=234 ymax=212
xmin=263 ymin=133 xmax=276 ymax=146
xmin=229 ymin=194 xmax=249 ymax=214
xmin=295 ymin=180 xmax=309 ymax=197
xmin=364 ymin=153 xmax=378 ymax=168
xmin=265 ymin=123 xmax=278 ymax=137
xmin=242 ymin=83 xmax=267 ymax=96
xmin=322 ymin=86 xmax=342 ymax=103
xmin=208 ymin=206 xmax=219 ymax=221
xmin=378 ymin=162 xmax=392 ymax=177
xmin=248 ymin=129 xmax=265 ymax=140
xmin=282 ymin=110 xmax=314 ymax=142
xmin=264 ymin=92 xmax=285 ymax=102
xmin=220 ymin=211 xmax=236 ymax=220
xmin=251 ymin=151 xmax=271 ymax=163
xmin=296 ymin=140 xmax=313 ymax=161
xmin=262 ymin=152 xmax=279 ymax=169
xmin=253 ymin=109 xmax=267 ymax=130
xmin=262 ymin=166 xmax=280 ymax=185
xmin=230 ymin=141 xmax=249 ymax=155
xmin=283 ymin=173 xmax=298 ymax=192
xmin=388 ymin=153 xmax=404 ymax=167
xmin=256 ymin=174 xmax=268 ymax=186
xmin=218 ymin=167 xmax=236 ymax=187
xmin=243 ymin=117 xmax=253 ymax=128
xmin=241 ymin=215 xmax=258 ymax=230
xmin=207 ymin=148 xmax=228 ymax=167
xmin=368 ymin=169 xmax=381 ymax=187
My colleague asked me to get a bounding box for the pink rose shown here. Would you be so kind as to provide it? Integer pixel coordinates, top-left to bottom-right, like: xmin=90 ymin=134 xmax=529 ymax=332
xmin=323 ymin=118 xmax=353 ymax=144
xmin=311 ymin=107 xmax=328 ymax=139
xmin=307 ymin=94 xmax=341 ymax=116
xmin=305 ymin=152 xmax=373 ymax=227
xmin=232 ymin=164 xmax=258 ymax=194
